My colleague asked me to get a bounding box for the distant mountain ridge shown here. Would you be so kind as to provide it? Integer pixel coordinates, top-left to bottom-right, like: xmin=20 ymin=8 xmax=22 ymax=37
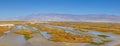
xmin=4 ymin=13 xmax=120 ymax=22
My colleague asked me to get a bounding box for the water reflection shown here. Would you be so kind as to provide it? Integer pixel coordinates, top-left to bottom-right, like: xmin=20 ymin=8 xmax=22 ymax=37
xmin=40 ymin=31 xmax=51 ymax=39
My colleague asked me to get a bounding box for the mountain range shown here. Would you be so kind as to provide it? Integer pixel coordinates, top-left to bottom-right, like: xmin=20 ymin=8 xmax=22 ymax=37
xmin=3 ymin=13 xmax=120 ymax=22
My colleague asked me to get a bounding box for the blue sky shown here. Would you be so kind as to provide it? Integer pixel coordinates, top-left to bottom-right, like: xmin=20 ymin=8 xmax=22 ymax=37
xmin=0 ymin=0 xmax=120 ymax=18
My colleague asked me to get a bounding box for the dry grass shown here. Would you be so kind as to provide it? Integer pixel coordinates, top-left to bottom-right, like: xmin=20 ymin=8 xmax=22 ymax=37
xmin=45 ymin=22 xmax=120 ymax=34
xmin=14 ymin=30 xmax=35 ymax=35
xmin=35 ymin=24 xmax=93 ymax=43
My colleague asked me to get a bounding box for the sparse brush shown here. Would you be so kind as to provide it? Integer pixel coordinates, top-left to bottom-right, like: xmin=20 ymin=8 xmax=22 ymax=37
xmin=98 ymin=34 xmax=109 ymax=38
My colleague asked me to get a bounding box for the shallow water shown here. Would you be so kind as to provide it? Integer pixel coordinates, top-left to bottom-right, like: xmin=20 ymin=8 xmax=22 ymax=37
xmin=88 ymin=30 xmax=120 ymax=38
xmin=0 ymin=33 xmax=26 ymax=46
xmin=1 ymin=24 xmax=120 ymax=46
xmin=40 ymin=31 xmax=51 ymax=39
xmin=42 ymin=24 xmax=120 ymax=46
xmin=86 ymin=30 xmax=120 ymax=46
